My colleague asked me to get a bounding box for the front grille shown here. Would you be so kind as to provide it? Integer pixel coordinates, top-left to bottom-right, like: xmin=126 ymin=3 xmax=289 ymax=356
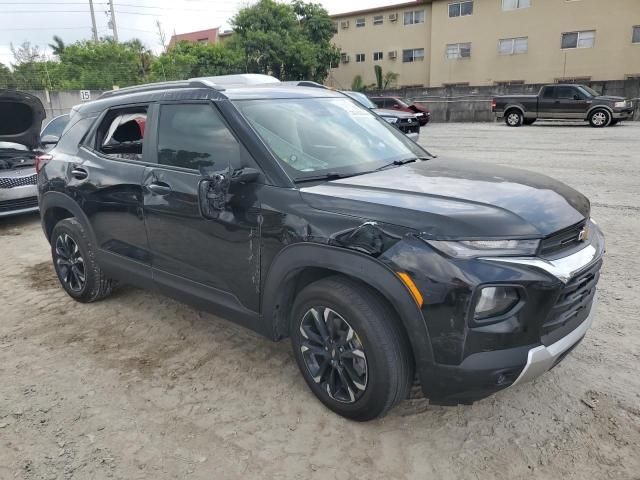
xmin=0 ymin=196 xmax=39 ymax=213
xmin=539 ymin=220 xmax=587 ymax=256
xmin=397 ymin=118 xmax=420 ymax=134
xmin=0 ymin=173 xmax=37 ymax=189
xmin=541 ymin=259 xmax=601 ymax=346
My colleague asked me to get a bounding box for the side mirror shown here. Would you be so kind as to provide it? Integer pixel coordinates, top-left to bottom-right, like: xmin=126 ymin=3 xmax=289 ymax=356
xmin=40 ymin=134 xmax=59 ymax=146
xmin=573 ymin=94 xmax=582 ymax=101
xmin=231 ymin=167 xmax=260 ymax=184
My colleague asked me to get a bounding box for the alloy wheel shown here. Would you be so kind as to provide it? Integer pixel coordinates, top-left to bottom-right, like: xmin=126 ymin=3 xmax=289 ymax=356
xmin=55 ymin=233 xmax=86 ymax=292
xmin=592 ymin=112 xmax=607 ymax=126
xmin=299 ymin=306 xmax=368 ymax=404
xmin=507 ymin=113 xmax=521 ymax=126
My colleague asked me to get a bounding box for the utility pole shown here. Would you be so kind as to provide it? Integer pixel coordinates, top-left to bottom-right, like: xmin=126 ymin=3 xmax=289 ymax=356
xmin=88 ymin=0 xmax=98 ymax=42
xmin=156 ymin=20 xmax=167 ymax=53
xmin=108 ymin=0 xmax=119 ymax=42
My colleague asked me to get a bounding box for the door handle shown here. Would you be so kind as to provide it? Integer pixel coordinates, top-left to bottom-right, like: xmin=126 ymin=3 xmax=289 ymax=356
xmin=147 ymin=181 xmax=172 ymax=195
xmin=71 ymin=167 xmax=88 ymax=180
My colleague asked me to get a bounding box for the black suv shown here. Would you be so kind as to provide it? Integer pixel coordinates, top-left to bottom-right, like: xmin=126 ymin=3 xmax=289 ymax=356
xmin=24 ymin=75 xmax=606 ymax=420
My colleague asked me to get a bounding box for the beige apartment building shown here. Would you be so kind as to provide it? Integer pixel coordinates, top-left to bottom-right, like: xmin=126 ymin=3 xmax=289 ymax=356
xmin=328 ymin=0 xmax=640 ymax=88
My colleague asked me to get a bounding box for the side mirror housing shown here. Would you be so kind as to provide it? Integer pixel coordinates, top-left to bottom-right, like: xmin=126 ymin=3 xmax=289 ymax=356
xmin=231 ymin=167 xmax=260 ymax=184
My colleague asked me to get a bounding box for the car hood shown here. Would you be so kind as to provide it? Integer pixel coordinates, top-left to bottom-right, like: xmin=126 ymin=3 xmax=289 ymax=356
xmin=595 ymin=95 xmax=626 ymax=102
xmin=0 ymin=90 xmax=46 ymax=150
xmin=300 ymin=158 xmax=589 ymax=239
xmin=373 ymin=108 xmax=416 ymax=119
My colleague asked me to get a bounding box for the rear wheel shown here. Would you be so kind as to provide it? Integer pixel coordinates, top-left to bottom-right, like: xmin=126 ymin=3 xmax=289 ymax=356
xmin=290 ymin=276 xmax=413 ymax=421
xmin=505 ymin=109 xmax=523 ymax=127
xmin=589 ymin=109 xmax=611 ymax=128
xmin=51 ymin=218 xmax=113 ymax=302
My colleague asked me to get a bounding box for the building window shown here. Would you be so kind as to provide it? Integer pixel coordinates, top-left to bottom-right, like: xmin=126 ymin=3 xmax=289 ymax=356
xmin=561 ymin=30 xmax=595 ymax=49
xmin=502 ymin=0 xmax=531 ymax=10
xmin=446 ymin=43 xmax=471 ymax=59
xmin=448 ymin=1 xmax=473 ymax=17
xmin=373 ymin=51 xmax=384 ymax=61
xmin=356 ymin=18 xmax=365 ymax=27
xmin=495 ymin=80 xmax=525 ymax=86
xmin=373 ymin=15 xmax=384 ymax=25
xmin=404 ymin=10 xmax=425 ymax=25
xmin=355 ymin=53 xmax=366 ymax=63
xmin=402 ymin=48 xmax=425 ymax=62
xmin=498 ymin=37 xmax=528 ymax=55
xmin=633 ymin=26 xmax=640 ymax=44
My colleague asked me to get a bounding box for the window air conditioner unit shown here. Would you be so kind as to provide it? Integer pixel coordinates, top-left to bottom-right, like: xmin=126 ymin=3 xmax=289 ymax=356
xmin=389 ymin=13 xmax=398 ymax=22
xmin=342 ymin=54 xmax=350 ymax=63
xmin=341 ymin=20 xmax=349 ymax=29
xmin=388 ymin=50 xmax=397 ymax=59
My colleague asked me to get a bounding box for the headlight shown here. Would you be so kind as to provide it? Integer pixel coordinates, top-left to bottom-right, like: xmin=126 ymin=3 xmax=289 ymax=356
xmin=474 ymin=286 xmax=520 ymax=320
xmin=425 ymin=239 xmax=540 ymax=258
xmin=382 ymin=116 xmax=398 ymax=124
xmin=614 ymin=101 xmax=627 ymax=108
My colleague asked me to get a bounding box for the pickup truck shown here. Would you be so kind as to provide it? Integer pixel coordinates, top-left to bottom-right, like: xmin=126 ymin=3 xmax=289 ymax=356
xmin=492 ymin=84 xmax=635 ymax=128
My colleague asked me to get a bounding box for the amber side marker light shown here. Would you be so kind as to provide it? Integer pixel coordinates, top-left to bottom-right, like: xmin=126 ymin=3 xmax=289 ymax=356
xmin=396 ymin=272 xmax=424 ymax=308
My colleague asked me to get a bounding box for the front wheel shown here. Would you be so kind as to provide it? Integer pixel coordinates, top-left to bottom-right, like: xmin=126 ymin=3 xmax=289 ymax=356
xmin=290 ymin=276 xmax=413 ymax=421
xmin=589 ymin=109 xmax=611 ymax=128
xmin=505 ymin=110 xmax=523 ymax=127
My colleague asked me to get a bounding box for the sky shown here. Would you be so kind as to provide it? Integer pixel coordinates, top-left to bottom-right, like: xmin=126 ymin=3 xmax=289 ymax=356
xmin=0 ymin=0 xmax=406 ymax=66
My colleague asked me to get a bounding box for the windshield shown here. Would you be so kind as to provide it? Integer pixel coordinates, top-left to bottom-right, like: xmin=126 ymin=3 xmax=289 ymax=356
xmin=577 ymin=86 xmax=599 ymax=97
xmin=234 ymin=97 xmax=427 ymax=180
xmin=342 ymin=91 xmax=377 ymax=109
xmin=400 ymin=98 xmax=413 ymax=107
xmin=41 ymin=114 xmax=70 ymax=138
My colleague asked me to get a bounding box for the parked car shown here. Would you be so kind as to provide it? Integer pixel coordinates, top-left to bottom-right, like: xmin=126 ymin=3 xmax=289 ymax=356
xmin=369 ymin=96 xmax=431 ymax=125
xmin=21 ymin=74 xmax=604 ymax=421
xmin=493 ymin=84 xmax=635 ymax=128
xmin=342 ymin=91 xmax=420 ymax=141
xmin=0 ymin=90 xmax=46 ymax=217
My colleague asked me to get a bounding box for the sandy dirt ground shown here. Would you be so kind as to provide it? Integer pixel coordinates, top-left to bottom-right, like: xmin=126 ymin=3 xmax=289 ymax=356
xmin=1 ymin=121 xmax=639 ymax=480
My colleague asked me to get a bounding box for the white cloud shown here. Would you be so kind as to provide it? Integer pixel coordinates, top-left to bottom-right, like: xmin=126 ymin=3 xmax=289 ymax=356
xmin=0 ymin=0 xmax=407 ymax=66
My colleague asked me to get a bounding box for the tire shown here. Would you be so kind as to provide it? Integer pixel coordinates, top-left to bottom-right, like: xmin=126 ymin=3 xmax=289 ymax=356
xmin=589 ymin=109 xmax=611 ymax=128
xmin=505 ymin=109 xmax=524 ymax=127
xmin=290 ymin=276 xmax=413 ymax=421
xmin=523 ymin=118 xmax=536 ymax=126
xmin=51 ymin=217 xmax=113 ymax=303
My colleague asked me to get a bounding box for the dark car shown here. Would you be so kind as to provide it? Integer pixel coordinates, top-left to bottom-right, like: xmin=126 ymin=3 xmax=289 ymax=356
xmin=342 ymin=91 xmax=420 ymax=141
xmin=493 ymin=84 xmax=635 ymax=128
xmin=369 ymin=96 xmax=431 ymax=125
xmin=22 ymin=74 xmax=604 ymax=421
xmin=0 ymin=90 xmax=46 ymax=217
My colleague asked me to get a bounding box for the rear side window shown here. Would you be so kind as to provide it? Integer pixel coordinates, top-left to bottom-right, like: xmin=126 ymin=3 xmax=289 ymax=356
xmin=542 ymin=87 xmax=555 ymax=99
xmin=156 ymin=103 xmax=239 ymax=171
xmin=95 ymin=106 xmax=148 ymax=161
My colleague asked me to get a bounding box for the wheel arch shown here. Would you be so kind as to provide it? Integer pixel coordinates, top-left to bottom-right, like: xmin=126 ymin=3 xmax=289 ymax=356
xmin=261 ymin=243 xmax=435 ymax=375
xmin=586 ymin=104 xmax=613 ymax=119
xmin=40 ymin=191 xmax=95 ymax=245
xmin=504 ymin=105 xmax=525 ymax=116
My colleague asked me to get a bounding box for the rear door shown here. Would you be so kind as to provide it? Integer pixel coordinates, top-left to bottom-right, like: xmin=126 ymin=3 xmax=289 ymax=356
xmin=77 ymin=104 xmax=152 ymax=285
xmin=553 ymin=86 xmax=590 ymax=119
xmin=142 ymin=101 xmax=263 ymax=314
xmin=538 ymin=86 xmax=556 ymax=118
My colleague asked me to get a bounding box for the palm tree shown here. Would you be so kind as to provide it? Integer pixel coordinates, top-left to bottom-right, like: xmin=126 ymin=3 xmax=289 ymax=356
xmin=48 ymin=35 xmax=65 ymax=57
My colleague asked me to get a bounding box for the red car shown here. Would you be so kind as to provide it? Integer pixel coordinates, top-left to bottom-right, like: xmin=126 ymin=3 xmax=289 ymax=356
xmin=369 ymin=96 xmax=431 ymax=126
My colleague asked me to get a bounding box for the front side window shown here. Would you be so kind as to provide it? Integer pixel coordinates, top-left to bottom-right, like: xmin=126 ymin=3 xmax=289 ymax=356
xmin=373 ymin=15 xmax=383 ymax=25
xmin=498 ymin=37 xmax=528 ymax=55
xmin=404 ymin=10 xmax=425 ymax=25
xmin=633 ymin=26 xmax=640 ymax=44
xmin=561 ymin=30 xmax=595 ymax=49
xmin=356 ymin=17 xmax=365 ymax=27
xmin=234 ymin=97 xmax=427 ymax=180
xmin=157 ymin=103 xmax=238 ymax=171
xmin=96 ymin=106 xmax=147 ymax=161
xmin=373 ymin=51 xmax=384 ymax=61
xmin=446 ymin=43 xmax=471 ymax=59
xmin=402 ymin=48 xmax=425 ymax=63
xmin=556 ymin=86 xmax=579 ymax=99
xmin=449 ymin=1 xmax=473 ymax=17
xmin=502 ymin=0 xmax=531 ymax=10
xmin=355 ymin=53 xmax=366 ymax=63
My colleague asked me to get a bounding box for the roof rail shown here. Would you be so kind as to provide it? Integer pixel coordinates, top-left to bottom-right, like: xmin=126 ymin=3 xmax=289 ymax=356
xmin=98 ymin=78 xmax=222 ymax=99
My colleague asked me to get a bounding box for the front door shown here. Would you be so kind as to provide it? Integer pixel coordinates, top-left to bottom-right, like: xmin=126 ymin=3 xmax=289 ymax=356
xmin=553 ymin=86 xmax=590 ymax=119
xmin=142 ymin=101 xmax=263 ymax=315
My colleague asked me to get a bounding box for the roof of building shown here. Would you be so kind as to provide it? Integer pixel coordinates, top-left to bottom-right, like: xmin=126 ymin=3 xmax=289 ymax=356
xmin=331 ymin=0 xmax=428 ymax=18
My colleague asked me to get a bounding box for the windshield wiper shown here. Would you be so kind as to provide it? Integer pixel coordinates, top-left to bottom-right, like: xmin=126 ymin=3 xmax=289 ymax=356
xmin=374 ymin=157 xmax=421 ymax=172
xmin=295 ymin=172 xmax=349 ymax=183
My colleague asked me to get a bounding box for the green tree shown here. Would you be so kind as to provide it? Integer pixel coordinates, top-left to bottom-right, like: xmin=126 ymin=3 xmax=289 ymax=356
xmin=151 ymin=41 xmax=243 ymax=81
xmin=231 ymin=0 xmax=340 ymax=82
xmin=48 ymin=35 xmax=66 ymax=57
xmin=0 ymin=63 xmax=16 ymax=89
